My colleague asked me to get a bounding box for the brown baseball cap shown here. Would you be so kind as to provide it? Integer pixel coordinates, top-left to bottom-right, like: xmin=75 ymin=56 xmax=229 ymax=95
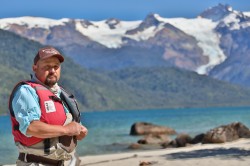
xmin=34 ymin=46 xmax=64 ymax=64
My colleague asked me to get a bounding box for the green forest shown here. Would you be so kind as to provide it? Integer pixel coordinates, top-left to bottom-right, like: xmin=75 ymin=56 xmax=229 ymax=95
xmin=1 ymin=29 xmax=250 ymax=115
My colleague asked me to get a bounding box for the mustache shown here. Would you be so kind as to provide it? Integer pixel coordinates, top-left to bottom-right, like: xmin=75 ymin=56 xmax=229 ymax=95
xmin=46 ymin=74 xmax=57 ymax=79
xmin=47 ymin=72 xmax=57 ymax=77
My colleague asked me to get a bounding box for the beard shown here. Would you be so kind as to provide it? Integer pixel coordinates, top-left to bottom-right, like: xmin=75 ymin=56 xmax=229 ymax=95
xmin=45 ymin=74 xmax=58 ymax=87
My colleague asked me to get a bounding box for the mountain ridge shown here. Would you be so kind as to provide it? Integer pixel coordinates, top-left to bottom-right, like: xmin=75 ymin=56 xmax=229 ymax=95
xmin=1 ymin=4 xmax=250 ymax=88
xmin=0 ymin=4 xmax=234 ymax=75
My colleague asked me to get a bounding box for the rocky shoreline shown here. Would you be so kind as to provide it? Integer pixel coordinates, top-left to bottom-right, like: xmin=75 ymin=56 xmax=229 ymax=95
xmin=127 ymin=121 xmax=250 ymax=150
xmin=80 ymin=138 xmax=250 ymax=166
xmin=4 ymin=122 xmax=250 ymax=166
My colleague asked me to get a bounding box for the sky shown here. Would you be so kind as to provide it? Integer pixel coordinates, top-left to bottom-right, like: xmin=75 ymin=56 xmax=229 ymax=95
xmin=0 ymin=0 xmax=250 ymax=21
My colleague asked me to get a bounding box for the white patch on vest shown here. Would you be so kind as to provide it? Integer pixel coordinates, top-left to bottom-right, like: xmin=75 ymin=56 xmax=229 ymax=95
xmin=44 ymin=100 xmax=56 ymax=113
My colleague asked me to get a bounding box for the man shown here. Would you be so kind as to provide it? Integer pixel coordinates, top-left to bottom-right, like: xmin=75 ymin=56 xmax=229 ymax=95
xmin=9 ymin=46 xmax=88 ymax=166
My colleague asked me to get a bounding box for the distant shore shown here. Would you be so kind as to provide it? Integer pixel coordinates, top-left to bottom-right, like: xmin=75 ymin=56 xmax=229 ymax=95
xmin=78 ymin=138 xmax=250 ymax=166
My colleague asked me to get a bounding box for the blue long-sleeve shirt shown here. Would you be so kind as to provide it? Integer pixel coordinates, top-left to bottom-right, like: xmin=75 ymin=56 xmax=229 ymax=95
xmin=12 ymin=84 xmax=69 ymax=136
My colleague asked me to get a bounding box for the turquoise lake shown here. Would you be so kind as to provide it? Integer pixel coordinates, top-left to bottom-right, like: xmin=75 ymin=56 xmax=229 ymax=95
xmin=1 ymin=107 xmax=250 ymax=165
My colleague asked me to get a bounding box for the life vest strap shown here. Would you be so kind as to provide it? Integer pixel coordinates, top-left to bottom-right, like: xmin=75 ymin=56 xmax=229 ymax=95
xmin=43 ymin=138 xmax=50 ymax=154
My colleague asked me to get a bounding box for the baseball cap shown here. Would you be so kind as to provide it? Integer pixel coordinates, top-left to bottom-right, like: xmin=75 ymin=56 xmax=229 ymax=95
xmin=34 ymin=46 xmax=64 ymax=64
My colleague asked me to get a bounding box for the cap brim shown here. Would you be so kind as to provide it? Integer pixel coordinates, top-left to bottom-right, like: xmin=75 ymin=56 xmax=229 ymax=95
xmin=53 ymin=54 xmax=64 ymax=63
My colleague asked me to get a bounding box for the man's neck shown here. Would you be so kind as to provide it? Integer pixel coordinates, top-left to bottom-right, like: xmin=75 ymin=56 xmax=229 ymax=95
xmin=31 ymin=74 xmax=60 ymax=95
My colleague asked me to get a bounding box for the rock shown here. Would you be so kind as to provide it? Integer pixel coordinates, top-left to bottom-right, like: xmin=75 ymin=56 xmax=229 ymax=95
xmin=202 ymin=122 xmax=250 ymax=143
xmin=137 ymin=134 xmax=171 ymax=144
xmin=128 ymin=143 xmax=142 ymax=149
xmin=130 ymin=122 xmax=176 ymax=136
xmin=175 ymin=134 xmax=192 ymax=147
xmin=190 ymin=133 xmax=205 ymax=144
xmin=139 ymin=160 xmax=158 ymax=166
xmin=164 ymin=133 xmax=192 ymax=148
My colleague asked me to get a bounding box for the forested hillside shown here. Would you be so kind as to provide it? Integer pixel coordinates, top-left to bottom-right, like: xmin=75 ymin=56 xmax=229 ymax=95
xmin=108 ymin=67 xmax=250 ymax=107
xmin=0 ymin=29 xmax=144 ymax=114
xmin=1 ymin=29 xmax=250 ymax=115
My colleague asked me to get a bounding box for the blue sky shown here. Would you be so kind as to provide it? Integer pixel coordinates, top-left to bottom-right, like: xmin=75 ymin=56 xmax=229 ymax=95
xmin=0 ymin=0 xmax=249 ymax=21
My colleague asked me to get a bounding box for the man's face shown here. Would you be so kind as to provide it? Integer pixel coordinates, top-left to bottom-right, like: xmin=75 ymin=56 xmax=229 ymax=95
xmin=33 ymin=56 xmax=61 ymax=87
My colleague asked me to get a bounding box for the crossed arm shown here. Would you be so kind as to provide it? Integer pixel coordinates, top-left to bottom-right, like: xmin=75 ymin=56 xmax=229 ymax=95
xmin=26 ymin=120 xmax=88 ymax=140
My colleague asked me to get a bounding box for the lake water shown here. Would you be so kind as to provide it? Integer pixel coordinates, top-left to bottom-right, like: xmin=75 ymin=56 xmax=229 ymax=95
xmin=1 ymin=107 xmax=250 ymax=165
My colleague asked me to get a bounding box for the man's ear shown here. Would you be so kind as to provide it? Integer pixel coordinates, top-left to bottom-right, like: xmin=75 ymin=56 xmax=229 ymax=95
xmin=32 ymin=65 xmax=37 ymax=72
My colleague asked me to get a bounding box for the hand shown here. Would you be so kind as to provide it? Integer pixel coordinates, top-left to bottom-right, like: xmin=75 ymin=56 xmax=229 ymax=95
xmin=76 ymin=126 xmax=88 ymax=140
xmin=64 ymin=121 xmax=84 ymax=136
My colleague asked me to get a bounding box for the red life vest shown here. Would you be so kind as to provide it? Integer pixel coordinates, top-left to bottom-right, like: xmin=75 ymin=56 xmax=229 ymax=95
xmin=9 ymin=81 xmax=67 ymax=146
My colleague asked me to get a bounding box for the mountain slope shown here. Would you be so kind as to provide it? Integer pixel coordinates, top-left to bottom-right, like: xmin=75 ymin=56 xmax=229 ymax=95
xmin=0 ymin=29 xmax=143 ymax=114
xmin=1 ymin=29 xmax=250 ymax=115
xmin=203 ymin=4 xmax=250 ymax=87
xmin=1 ymin=4 xmax=250 ymax=88
xmin=107 ymin=67 xmax=250 ymax=108
xmin=0 ymin=11 xmax=220 ymax=74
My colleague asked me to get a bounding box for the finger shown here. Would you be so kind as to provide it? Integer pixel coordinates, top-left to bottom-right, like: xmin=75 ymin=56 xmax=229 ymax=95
xmin=80 ymin=126 xmax=87 ymax=132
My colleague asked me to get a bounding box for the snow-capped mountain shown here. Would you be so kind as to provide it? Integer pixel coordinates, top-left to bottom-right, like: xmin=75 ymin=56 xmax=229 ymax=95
xmin=0 ymin=14 xmax=207 ymax=73
xmin=244 ymin=12 xmax=250 ymax=17
xmin=0 ymin=4 xmax=250 ymax=87
xmin=201 ymin=4 xmax=250 ymax=87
